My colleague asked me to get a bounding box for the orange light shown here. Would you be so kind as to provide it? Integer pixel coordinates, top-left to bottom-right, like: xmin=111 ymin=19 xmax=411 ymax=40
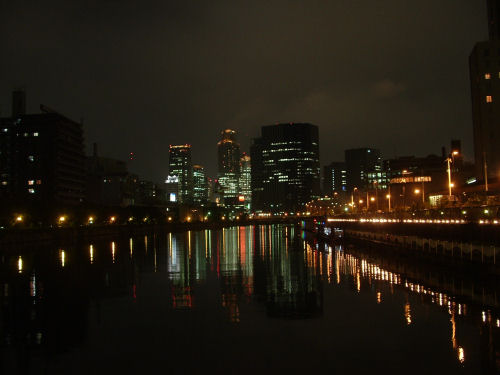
xmin=414 ymin=189 xmax=420 ymax=194
xmin=238 ymin=195 xmax=245 ymax=202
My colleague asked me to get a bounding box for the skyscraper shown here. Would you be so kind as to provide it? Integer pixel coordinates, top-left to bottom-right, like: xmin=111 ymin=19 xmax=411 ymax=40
xmin=470 ymin=0 xmax=500 ymax=179
xmin=239 ymin=153 xmax=251 ymax=211
xmin=168 ymin=145 xmax=193 ymax=203
xmin=217 ymin=129 xmax=241 ymax=202
xmin=345 ymin=148 xmax=382 ymax=192
xmin=250 ymin=123 xmax=320 ymax=213
xmin=193 ymin=164 xmax=208 ymax=204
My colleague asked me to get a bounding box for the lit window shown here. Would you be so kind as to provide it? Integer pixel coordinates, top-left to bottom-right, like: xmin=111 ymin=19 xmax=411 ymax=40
xmin=28 ymin=155 xmax=34 ymax=162
xmin=487 ymin=95 xmax=493 ymax=103
xmin=33 ymin=132 xmax=39 ymax=137
xmin=28 ymin=188 xmax=35 ymax=194
xmin=1 ymin=181 xmax=7 ymax=186
xmin=36 ymin=180 xmax=42 ymax=185
xmin=23 ymin=133 xmax=28 ymax=137
xmin=2 ymin=128 xmax=7 ymax=133
xmin=28 ymin=180 xmax=34 ymax=185
xmin=485 ymin=73 xmax=491 ymax=79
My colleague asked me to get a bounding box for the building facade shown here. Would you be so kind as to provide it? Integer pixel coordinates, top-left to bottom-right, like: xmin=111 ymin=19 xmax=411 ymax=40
xmin=345 ymin=148 xmax=382 ymax=192
xmin=217 ymin=129 xmax=241 ymax=203
xmin=1 ymin=98 xmax=85 ymax=207
xmin=239 ymin=153 xmax=251 ymax=211
xmin=323 ymin=162 xmax=347 ymax=196
xmin=470 ymin=1 xmax=500 ymax=179
xmin=250 ymin=123 xmax=320 ymax=213
xmin=193 ymin=164 xmax=208 ymax=205
xmin=168 ymin=145 xmax=193 ymax=203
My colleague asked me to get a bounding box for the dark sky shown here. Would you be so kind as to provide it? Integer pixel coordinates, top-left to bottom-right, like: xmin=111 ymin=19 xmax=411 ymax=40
xmin=0 ymin=0 xmax=488 ymax=183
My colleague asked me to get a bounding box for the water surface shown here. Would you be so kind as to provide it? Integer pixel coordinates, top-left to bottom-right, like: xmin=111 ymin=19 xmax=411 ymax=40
xmin=1 ymin=224 xmax=498 ymax=374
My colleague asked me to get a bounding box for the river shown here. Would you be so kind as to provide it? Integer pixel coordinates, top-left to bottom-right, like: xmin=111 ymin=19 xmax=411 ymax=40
xmin=0 ymin=224 xmax=498 ymax=374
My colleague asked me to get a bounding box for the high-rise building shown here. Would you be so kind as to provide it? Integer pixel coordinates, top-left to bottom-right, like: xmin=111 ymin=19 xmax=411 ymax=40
xmin=470 ymin=0 xmax=500 ymax=179
xmin=323 ymin=162 xmax=347 ymax=196
xmin=250 ymin=123 xmax=320 ymax=213
xmin=193 ymin=164 xmax=208 ymax=204
xmin=239 ymin=153 xmax=251 ymax=211
xmin=217 ymin=129 xmax=241 ymax=202
xmin=1 ymin=98 xmax=85 ymax=206
xmin=168 ymin=145 xmax=193 ymax=203
xmin=345 ymin=148 xmax=382 ymax=192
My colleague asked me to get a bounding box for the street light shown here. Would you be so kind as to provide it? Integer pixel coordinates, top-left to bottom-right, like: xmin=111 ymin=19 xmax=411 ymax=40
xmin=386 ymin=194 xmax=391 ymax=212
xmin=445 ymin=156 xmax=453 ymax=197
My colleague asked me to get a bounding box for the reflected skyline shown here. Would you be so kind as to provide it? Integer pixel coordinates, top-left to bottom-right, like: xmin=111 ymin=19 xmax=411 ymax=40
xmin=0 ymin=224 xmax=498 ymax=373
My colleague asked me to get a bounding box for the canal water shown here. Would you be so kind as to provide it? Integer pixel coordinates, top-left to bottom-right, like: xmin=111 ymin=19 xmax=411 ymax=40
xmin=0 ymin=224 xmax=498 ymax=374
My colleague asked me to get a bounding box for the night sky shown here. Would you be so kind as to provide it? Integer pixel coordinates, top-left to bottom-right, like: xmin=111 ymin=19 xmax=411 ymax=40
xmin=0 ymin=1 xmax=488 ymax=183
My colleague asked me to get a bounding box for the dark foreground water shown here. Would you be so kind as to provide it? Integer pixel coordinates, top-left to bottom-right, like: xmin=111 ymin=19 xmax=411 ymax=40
xmin=0 ymin=224 xmax=499 ymax=374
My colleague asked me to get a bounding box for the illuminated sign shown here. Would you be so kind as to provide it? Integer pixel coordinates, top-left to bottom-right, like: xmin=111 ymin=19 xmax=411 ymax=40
xmin=390 ymin=176 xmax=431 ymax=184
xmin=169 ymin=193 xmax=177 ymax=202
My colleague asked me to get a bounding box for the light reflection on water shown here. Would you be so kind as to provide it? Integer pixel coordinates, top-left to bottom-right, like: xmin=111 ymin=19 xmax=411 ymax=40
xmin=0 ymin=224 xmax=499 ymax=374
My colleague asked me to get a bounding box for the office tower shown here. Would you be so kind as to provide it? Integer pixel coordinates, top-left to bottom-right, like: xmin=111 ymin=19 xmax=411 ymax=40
xmin=470 ymin=0 xmax=500 ymax=179
xmin=239 ymin=153 xmax=251 ymax=211
xmin=323 ymin=162 xmax=347 ymax=196
xmin=250 ymin=123 xmax=320 ymax=213
xmin=193 ymin=164 xmax=208 ymax=204
xmin=217 ymin=129 xmax=241 ymax=202
xmin=345 ymin=148 xmax=381 ymax=192
xmin=168 ymin=145 xmax=193 ymax=203
xmin=0 ymin=100 xmax=85 ymax=206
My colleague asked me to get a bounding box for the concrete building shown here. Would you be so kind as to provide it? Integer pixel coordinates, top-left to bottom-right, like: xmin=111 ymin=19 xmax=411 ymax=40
xmin=470 ymin=0 xmax=500 ymax=179
xmin=193 ymin=164 xmax=208 ymax=205
xmin=345 ymin=148 xmax=382 ymax=192
xmin=0 ymin=92 xmax=85 ymax=207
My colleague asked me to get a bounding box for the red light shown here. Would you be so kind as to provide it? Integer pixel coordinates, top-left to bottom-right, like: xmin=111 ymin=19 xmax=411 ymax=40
xmin=238 ymin=195 xmax=245 ymax=202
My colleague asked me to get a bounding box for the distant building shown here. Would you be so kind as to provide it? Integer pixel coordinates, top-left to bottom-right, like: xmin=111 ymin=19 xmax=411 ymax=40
xmin=168 ymin=145 xmax=193 ymax=203
xmin=470 ymin=1 xmax=500 ymax=179
xmin=239 ymin=153 xmax=251 ymax=211
xmin=193 ymin=164 xmax=208 ymax=204
xmin=165 ymin=175 xmax=180 ymax=203
xmin=345 ymin=148 xmax=382 ymax=192
xmin=323 ymin=162 xmax=347 ymax=196
xmin=86 ymin=144 xmax=134 ymax=206
xmin=217 ymin=129 xmax=241 ymax=203
xmin=250 ymin=123 xmax=320 ymax=213
xmin=0 ymin=94 xmax=85 ymax=206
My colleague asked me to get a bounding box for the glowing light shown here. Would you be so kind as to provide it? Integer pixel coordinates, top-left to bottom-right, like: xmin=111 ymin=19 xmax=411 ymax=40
xmin=90 ymin=244 xmax=94 ymax=264
xmin=16 ymin=215 xmax=23 ymax=222
xmin=452 ymin=151 xmax=459 ymax=156
xmin=110 ymin=216 xmax=116 ymax=223
xmin=60 ymin=250 xmax=65 ymax=267
xmin=405 ymin=302 xmax=412 ymax=325
xmin=458 ymin=347 xmax=465 ymax=363
xmin=58 ymin=216 xmax=66 ymax=224
xmin=359 ymin=199 xmax=363 ymax=204
xmin=186 ymin=216 xmax=192 ymax=222
xmin=18 ymin=256 xmax=23 ymax=273
xmin=112 ymin=241 xmax=116 ymax=263
xmin=377 ymin=291 xmax=381 ymax=304
xmin=414 ymin=188 xmax=420 ymax=194
xmin=370 ymin=197 xmax=375 ymax=202
xmin=88 ymin=216 xmax=94 ymax=224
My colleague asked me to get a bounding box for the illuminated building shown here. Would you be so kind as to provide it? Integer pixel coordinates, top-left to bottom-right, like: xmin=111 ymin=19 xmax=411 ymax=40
xmin=193 ymin=164 xmax=208 ymax=204
xmin=239 ymin=153 xmax=251 ymax=211
xmin=470 ymin=0 xmax=500 ymax=179
xmin=250 ymin=123 xmax=320 ymax=213
xmin=217 ymin=129 xmax=241 ymax=203
xmin=0 ymin=92 xmax=85 ymax=205
xmin=345 ymin=148 xmax=382 ymax=192
xmin=323 ymin=162 xmax=347 ymax=195
xmin=168 ymin=144 xmax=193 ymax=203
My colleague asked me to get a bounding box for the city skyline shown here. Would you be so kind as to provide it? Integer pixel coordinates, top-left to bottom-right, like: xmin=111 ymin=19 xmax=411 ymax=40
xmin=0 ymin=1 xmax=488 ymax=182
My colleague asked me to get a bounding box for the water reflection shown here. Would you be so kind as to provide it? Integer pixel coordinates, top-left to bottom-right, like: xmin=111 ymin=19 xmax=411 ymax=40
xmin=0 ymin=224 xmax=498 ymax=373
